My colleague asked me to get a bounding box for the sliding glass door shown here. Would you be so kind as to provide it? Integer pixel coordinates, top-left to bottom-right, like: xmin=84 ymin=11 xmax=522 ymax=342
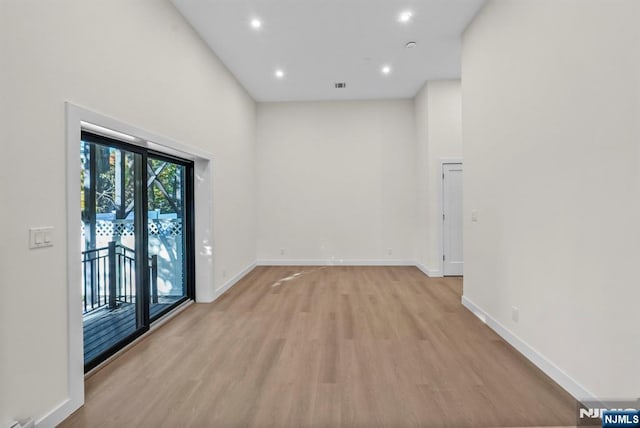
xmin=80 ymin=131 xmax=194 ymax=371
xmin=147 ymin=155 xmax=193 ymax=321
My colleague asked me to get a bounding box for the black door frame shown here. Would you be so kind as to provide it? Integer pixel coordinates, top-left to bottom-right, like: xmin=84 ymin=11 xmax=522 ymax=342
xmin=81 ymin=131 xmax=195 ymax=372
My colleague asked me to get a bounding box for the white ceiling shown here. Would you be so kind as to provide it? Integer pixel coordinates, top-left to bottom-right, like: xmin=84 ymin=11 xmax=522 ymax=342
xmin=171 ymin=0 xmax=486 ymax=102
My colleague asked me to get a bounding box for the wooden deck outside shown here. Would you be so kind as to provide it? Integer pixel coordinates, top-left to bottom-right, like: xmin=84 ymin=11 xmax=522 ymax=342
xmin=83 ymin=297 xmax=181 ymax=364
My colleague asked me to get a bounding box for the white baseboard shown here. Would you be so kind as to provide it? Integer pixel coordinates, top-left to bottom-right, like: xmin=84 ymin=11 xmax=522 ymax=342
xmin=212 ymin=261 xmax=257 ymax=300
xmin=256 ymin=260 xmax=444 ymax=277
xmin=35 ymin=398 xmax=76 ymax=428
xmin=256 ymin=259 xmax=415 ymax=266
xmin=461 ymin=295 xmax=598 ymax=404
xmin=415 ymin=263 xmax=443 ymax=277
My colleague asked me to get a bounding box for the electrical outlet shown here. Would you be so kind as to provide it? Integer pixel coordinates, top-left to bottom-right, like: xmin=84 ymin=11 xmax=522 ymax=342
xmin=387 ymin=248 xmax=393 ymax=256
xmin=471 ymin=209 xmax=479 ymax=223
xmin=280 ymin=248 xmax=285 ymax=255
xmin=222 ymin=269 xmax=227 ymax=278
xmin=512 ymin=306 xmax=519 ymax=323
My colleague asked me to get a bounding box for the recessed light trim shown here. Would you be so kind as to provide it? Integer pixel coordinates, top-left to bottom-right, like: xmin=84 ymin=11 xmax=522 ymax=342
xmin=250 ymin=18 xmax=262 ymax=29
xmin=381 ymin=65 xmax=392 ymax=75
xmin=406 ymin=41 xmax=417 ymax=49
xmin=275 ymin=69 xmax=285 ymax=79
xmin=398 ymin=10 xmax=413 ymax=23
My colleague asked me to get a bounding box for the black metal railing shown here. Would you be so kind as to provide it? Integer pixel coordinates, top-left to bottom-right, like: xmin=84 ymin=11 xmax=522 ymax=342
xmin=82 ymin=242 xmax=158 ymax=314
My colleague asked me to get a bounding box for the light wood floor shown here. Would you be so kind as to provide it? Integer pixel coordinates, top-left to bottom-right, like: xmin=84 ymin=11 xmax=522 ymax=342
xmin=60 ymin=266 xmax=578 ymax=428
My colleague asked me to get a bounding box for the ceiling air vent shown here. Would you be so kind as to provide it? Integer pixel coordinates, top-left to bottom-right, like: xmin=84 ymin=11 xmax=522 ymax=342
xmin=334 ymin=82 xmax=346 ymax=89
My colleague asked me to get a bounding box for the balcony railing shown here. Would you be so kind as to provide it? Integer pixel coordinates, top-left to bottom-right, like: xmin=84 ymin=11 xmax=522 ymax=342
xmin=82 ymin=242 xmax=158 ymax=314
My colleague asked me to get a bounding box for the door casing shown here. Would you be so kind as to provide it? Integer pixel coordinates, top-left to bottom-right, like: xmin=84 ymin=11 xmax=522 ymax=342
xmin=65 ymin=103 xmax=215 ymax=425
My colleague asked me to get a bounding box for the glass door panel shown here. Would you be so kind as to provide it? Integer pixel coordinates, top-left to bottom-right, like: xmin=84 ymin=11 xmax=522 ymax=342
xmin=81 ymin=135 xmax=146 ymax=371
xmin=147 ymin=156 xmax=189 ymax=320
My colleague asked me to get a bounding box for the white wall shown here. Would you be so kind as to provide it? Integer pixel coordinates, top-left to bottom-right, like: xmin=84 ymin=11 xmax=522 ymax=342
xmin=256 ymin=100 xmax=417 ymax=264
xmin=0 ymin=0 xmax=256 ymax=425
xmin=462 ymin=0 xmax=640 ymax=400
xmin=414 ymin=80 xmax=463 ymax=275
xmin=0 ymin=0 xmax=9 ymax=422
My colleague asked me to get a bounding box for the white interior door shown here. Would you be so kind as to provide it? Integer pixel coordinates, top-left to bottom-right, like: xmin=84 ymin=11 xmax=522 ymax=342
xmin=443 ymin=163 xmax=463 ymax=276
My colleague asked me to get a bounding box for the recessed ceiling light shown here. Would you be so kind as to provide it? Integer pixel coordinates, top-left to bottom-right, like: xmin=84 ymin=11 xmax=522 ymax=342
xmin=398 ymin=10 xmax=413 ymax=23
xmin=406 ymin=41 xmax=417 ymax=49
xmin=275 ymin=69 xmax=285 ymax=79
xmin=250 ymin=18 xmax=262 ymax=29
xmin=381 ymin=65 xmax=392 ymax=75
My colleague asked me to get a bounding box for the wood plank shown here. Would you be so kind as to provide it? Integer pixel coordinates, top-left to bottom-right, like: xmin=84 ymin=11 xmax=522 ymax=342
xmin=63 ymin=266 xmax=578 ymax=427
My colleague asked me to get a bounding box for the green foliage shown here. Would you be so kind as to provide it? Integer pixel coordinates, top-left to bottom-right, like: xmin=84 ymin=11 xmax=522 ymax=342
xmin=81 ymin=141 xmax=184 ymax=218
xmin=148 ymin=159 xmax=183 ymax=215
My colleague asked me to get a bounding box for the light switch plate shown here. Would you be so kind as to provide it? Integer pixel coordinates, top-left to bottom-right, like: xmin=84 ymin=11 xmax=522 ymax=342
xmin=30 ymin=227 xmax=54 ymax=249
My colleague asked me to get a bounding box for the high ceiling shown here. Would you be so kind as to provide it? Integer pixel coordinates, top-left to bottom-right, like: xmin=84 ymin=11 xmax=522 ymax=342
xmin=171 ymin=0 xmax=486 ymax=102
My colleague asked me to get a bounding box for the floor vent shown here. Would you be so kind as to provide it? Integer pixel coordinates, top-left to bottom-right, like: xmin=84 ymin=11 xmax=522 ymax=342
xmin=334 ymin=82 xmax=346 ymax=88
